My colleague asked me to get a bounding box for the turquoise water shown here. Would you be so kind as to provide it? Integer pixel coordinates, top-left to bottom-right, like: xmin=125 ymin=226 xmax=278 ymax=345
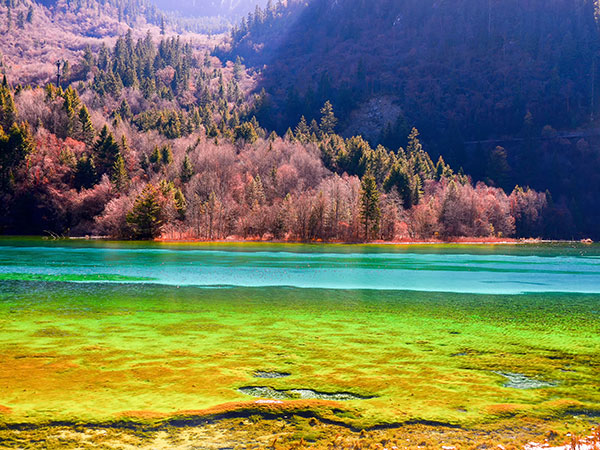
xmin=1 ymin=238 xmax=600 ymax=294
xmin=0 ymin=237 xmax=599 ymax=425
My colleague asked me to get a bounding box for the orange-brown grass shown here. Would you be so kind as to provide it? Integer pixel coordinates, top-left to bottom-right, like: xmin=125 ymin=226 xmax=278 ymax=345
xmin=0 ymin=415 xmax=591 ymax=450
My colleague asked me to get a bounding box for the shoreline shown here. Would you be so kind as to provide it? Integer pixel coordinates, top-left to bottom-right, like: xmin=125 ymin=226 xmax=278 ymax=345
xmin=27 ymin=235 xmax=594 ymax=246
xmin=0 ymin=406 xmax=597 ymax=450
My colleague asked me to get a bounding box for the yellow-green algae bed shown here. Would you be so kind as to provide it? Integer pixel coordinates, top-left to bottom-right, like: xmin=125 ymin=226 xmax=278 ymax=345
xmin=0 ymin=238 xmax=599 ymax=447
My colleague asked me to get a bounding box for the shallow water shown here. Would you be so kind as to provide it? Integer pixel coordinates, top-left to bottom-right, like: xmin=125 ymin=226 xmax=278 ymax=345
xmin=0 ymin=238 xmax=599 ymax=426
xmin=2 ymin=238 xmax=600 ymax=294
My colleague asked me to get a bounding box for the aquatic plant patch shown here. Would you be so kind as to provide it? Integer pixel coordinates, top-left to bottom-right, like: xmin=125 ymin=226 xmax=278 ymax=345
xmin=238 ymin=386 xmax=375 ymax=401
xmin=495 ymin=372 xmax=557 ymax=389
xmin=253 ymin=371 xmax=291 ymax=378
xmin=0 ymin=241 xmax=599 ymax=432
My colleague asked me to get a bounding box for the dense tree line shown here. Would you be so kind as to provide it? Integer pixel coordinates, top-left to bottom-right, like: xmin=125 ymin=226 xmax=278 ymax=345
xmin=0 ymin=65 xmax=552 ymax=241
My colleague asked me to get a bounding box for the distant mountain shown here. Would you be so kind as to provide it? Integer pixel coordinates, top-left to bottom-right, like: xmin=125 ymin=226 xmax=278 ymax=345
xmin=151 ymin=0 xmax=268 ymax=20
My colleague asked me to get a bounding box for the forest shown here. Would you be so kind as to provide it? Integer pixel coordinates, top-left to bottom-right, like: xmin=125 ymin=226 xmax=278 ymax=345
xmin=223 ymin=0 xmax=600 ymax=239
xmin=0 ymin=0 xmax=591 ymax=241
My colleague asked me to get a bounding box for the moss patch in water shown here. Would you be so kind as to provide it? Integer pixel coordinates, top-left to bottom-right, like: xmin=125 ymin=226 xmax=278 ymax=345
xmin=0 ymin=282 xmax=598 ymax=430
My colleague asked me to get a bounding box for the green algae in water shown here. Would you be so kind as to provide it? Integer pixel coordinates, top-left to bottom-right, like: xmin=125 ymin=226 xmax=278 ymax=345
xmin=0 ymin=281 xmax=598 ymax=427
xmin=0 ymin=239 xmax=599 ymax=428
xmin=0 ymin=272 xmax=157 ymax=282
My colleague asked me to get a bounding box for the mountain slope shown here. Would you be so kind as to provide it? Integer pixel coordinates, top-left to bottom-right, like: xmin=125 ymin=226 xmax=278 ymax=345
xmin=0 ymin=0 xmax=220 ymax=85
xmin=224 ymin=0 xmax=600 ymax=238
xmin=233 ymin=0 xmax=598 ymax=144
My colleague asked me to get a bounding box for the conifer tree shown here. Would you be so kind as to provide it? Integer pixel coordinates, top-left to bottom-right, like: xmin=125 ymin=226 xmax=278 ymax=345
xmin=319 ymin=101 xmax=337 ymax=135
xmin=359 ymin=174 xmax=381 ymax=241
xmin=16 ymin=10 xmax=24 ymax=28
xmin=78 ymin=105 xmax=95 ymax=145
xmin=161 ymin=145 xmax=173 ymax=166
xmin=0 ymin=78 xmax=16 ymax=131
xmin=74 ymin=153 xmax=97 ymax=190
xmin=180 ymin=155 xmax=193 ymax=183
xmin=150 ymin=146 xmax=162 ymax=166
xmin=126 ymin=184 xmax=165 ymax=239
xmin=111 ymin=154 xmax=129 ymax=192
xmin=62 ymin=88 xmax=77 ymax=137
xmin=0 ymin=122 xmax=34 ymax=188
xmin=94 ymin=125 xmax=120 ymax=175
xmin=173 ymin=187 xmax=187 ymax=220
xmin=234 ymin=122 xmax=258 ymax=144
xmin=294 ymin=115 xmax=309 ymax=142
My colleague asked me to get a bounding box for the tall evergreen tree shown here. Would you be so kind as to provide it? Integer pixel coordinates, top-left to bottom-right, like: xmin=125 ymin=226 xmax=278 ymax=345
xmin=180 ymin=154 xmax=193 ymax=183
xmin=359 ymin=174 xmax=381 ymax=241
xmin=78 ymin=105 xmax=95 ymax=145
xmin=319 ymin=101 xmax=337 ymax=135
xmin=111 ymin=154 xmax=129 ymax=192
xmin=93 ymin=125 xmax=120 ymax=175
xmin=126 ymin=184 xmax=165 ymax=239
xmin=74 ymin=153 xmax=98 ymax=190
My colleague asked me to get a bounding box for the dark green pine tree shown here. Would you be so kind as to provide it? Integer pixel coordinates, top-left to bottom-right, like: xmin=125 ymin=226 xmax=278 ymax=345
xmin=384 ymin=162 xmax=414 ymax=209
xmin=78 ymin=105 xmax=95 ymax=145
xmin=0 ymin=79 xmax=17 ymax=130
xmin=74 ymin=153 xmax=98 ymax=190
xmin=111 ymin=153 xmax=129 ymax=192
xmin=117 ymin=99 xmax=133 ymax=121
xmin=126 ymin=184 xmax=165 ymax=239
xmin=149 ymin=146 xmax=162 ymax=169
xmin=0 ymin=122 xmax=35 ymax=189
xmin=319 ymin=101 xmax=337 ymax=135
xmin=93 ymin=125 xmax=120 ymax=175
xmin=160 ymin=145 xmax=173 ymax=166
xmin=359 ymin=173 xmax=381 ymax=241
xmin=62 ymin=88 xmax=78 ymax=138
xmin=173 ymin=187 xmax=187 ymax=220
xmin=180 ymin=154 xmax=194 ymax=183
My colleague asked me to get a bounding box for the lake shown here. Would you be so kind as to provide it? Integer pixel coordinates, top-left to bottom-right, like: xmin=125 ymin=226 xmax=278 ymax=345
xmin=0 ymin=237 xmax=599 ymax=431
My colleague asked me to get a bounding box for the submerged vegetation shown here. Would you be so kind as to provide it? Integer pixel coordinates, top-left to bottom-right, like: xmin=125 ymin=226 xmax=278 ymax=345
xmin=0 ymin=265 xmax=599 ymax=444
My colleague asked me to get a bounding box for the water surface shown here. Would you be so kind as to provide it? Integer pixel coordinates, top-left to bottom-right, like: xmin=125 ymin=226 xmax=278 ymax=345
xmin=1 ymin=238 xmax=600 ymax=294
xmin=0 ymin=238 xmax=598 ymax=427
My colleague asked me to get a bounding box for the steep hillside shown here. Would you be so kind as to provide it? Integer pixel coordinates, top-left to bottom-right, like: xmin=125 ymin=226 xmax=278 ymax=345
xmin=222 ymin=0 xmax=600 ymax=238
xmin=229 ymin=0 xmax=599 ymax=144
xmin=0 ymin=0 xmax=220 ymax=85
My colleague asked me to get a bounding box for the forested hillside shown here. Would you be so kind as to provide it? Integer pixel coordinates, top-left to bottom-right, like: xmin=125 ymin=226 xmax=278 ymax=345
xmin=0 ymin=0 xmax=228 ymax=88
xmin=228 ymin=0 xmax=599 ymax=141
xmin=223 ymin=0 xmax=600 ymax=239
xmin=0 ymin=0 xmax=592 ymax=240
xmin=0 ymin=29 xmax=551 ymax=241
